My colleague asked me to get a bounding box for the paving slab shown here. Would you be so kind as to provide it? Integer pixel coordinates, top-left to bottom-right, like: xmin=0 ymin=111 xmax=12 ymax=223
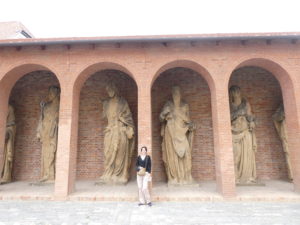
xmin=0 ymin=201 xmax=299 ymax=224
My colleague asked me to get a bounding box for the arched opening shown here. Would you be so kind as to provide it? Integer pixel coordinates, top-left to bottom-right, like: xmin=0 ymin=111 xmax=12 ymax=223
xmin=0 ymin=66 xmax=60 ymax=198
xmin=229 ymin=64 xmax=296 ymax=196
xmin=151 ymin=65 xmax=218 ymax=199
xmin=75 ymin=68 xmax=138 ymax=199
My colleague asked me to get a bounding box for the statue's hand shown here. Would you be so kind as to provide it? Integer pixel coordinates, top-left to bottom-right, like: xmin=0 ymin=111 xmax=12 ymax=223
xmin=125 ymin=126 xmax=134 ymax=139
xmin=253 ymin=146 xmax=257 ymax=153
xmin=36 ymin=132 xmax=41 ymax=141
xmin=99 ymin=98 xmax=105 ymax=104
xmin=40 ymin=101 xmax=45 ymax=108
xmin=188 ymin=122 xmax=196 ymax=131
xmin=7 ymin=151 xmax=13 ymax=162
xmin=249 ymin=121 xmax=255 ymax=131
xmin=104 ymin=127 xmax=110 ymax=134
xmin=5 ymin=132 xmax=9 ymax=141
xmin=165 ymin=113 xmax=172 ymax=121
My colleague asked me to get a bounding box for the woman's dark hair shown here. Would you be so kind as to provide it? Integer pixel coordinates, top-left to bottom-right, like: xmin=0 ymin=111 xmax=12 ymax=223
xmin=140 ymin=146 xmax=147 ymax=152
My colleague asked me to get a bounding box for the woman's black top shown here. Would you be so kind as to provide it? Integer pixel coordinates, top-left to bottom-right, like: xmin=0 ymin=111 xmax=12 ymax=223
xmin=136 ymin=155 xmax=151 ymax=173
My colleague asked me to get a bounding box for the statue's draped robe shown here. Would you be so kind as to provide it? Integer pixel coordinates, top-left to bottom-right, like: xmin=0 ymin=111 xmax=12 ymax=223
xmin=37 ymin=98 xmax=59 ymax=181
xmin=273 ymin=105 xmax=293 ymax=180
xmin=1 ymin=105 xmax=16 ymax=183
xmin=100 ymin=96 xmax=135 ymax=184
xmin=230 ymin=98 xmax=257 ymax=184
xmin=160 ymin=100 xmax=194 ymax=185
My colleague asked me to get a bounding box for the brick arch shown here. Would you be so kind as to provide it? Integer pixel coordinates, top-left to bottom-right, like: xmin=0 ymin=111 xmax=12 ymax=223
xmin=0 ymin=63 xmax=61 ymax=101
xmin=74 ymin=62 xmax=137 ymax=93
xmin=151 ymin=60 xmax=215 ymax=92
xmin=226 ymin=58 xmax=294 ymax=91
xmin=227 ymin=58 xmax=300 ymax=185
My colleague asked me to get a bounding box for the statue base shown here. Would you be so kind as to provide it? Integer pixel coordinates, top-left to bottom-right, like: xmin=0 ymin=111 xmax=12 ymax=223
xmin=236 ymin=181 xmax=265 ymax=186
xmin=29 ymin=180 xmax=54 ymax=186
xmin=0 ymin=181 xmax=11 ymax=185
xmin=95 ymin=180 xmax=127 ymax=186
xmin=167 ymin=182 xmax=200 ymax=188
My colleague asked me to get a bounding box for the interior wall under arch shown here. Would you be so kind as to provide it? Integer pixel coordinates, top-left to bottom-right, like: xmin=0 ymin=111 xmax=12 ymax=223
xmin=9 ymin=71 xmax=60 ymax=181
xmin=76 ymin=70 xmax=138 ymax=180
xmin=229 ymin=66 xmax=288 ymax=179
xmin=151 ymin=67 xmax=215 ymax=183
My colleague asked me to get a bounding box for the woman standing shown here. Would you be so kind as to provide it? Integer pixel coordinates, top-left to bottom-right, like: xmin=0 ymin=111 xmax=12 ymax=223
xmin=136 ymin=146 xmax=152 ymax=206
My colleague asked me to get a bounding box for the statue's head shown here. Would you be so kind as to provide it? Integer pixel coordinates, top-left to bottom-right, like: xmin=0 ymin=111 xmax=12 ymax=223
xmin=229 ymin=85 xmax=241 ymax=101
xmin=172 ymin=86 xmax=181 ymax=102
xmin=48 ymin=86 xmax=60 ymax=101
xmin=106 ymin=82 xmax=119 ymax=98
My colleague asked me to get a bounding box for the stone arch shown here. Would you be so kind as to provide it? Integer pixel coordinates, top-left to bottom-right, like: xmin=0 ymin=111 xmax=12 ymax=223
xmin=151 ymin=60 xmax=215 ymax=183
xmin=228 ymin=58 xmax=298 ymax=183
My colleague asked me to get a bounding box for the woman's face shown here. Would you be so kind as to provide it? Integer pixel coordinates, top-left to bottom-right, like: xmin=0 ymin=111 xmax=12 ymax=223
xmin=141 ymin=148 xmax=147 ymax=155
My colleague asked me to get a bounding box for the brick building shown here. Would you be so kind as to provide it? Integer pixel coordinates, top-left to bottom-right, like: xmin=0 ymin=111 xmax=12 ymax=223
xmin=0 ymin=32 xmax=300 ymax=200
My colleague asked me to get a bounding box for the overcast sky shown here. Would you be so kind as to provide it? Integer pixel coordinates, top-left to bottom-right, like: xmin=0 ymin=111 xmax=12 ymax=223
xmin=1 ymin=0 xmax=300 ymax=38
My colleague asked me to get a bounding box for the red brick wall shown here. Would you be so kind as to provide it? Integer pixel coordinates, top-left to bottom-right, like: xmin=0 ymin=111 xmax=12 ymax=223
xmin=229 ymin=66 xmax=288 ymax=179
xmin=9 ymin=71 xmax=59 ymax=181
xmin=76 ymin=70 xmax=138 ymax=180
xmin=151 ymin=67 xmax=215 ymax=182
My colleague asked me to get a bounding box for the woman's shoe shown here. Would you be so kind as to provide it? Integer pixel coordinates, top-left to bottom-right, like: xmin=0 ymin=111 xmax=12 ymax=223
xmin=138 ymin=203 xmax=144 ymax=206
xmin=147 ymin=202 xmax=152 ymax=207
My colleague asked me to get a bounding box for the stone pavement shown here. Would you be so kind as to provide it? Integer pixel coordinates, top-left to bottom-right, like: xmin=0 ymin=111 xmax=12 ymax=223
xmin=0 ymin=201 xmax=299 ymax=225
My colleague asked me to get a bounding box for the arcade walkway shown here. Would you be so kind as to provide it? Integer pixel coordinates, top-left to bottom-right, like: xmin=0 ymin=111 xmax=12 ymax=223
xmin=0 ymin=180 xmax=299 ymax=201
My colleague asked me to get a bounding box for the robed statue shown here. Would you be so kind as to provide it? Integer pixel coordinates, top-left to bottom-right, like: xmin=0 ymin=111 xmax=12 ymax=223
xmin=229 ymin=85 xmax=257 ymax=184
xmin=272 ymin=104 xmax=293 ymax=180
xmin=37 ymin=86 xmax=60 ymax=183
xmin=98 ymin=82 xmax=135 ymax=184
xmin=160 ymin=86 xmax=195 ymax=185
xmin=0 ymin=104 xmax=16 ymax=184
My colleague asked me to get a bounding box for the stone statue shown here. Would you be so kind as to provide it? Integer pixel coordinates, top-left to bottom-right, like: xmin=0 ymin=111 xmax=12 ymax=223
xmin=36 ymin=86 xmax=60 ymax=183
xmin=229 ymin=85 xmax=257 ymax=184
xmin=0 ymin=104 xmax=16 ymax=184
xmin=160 ymin=86 xmax=195 ymax=186
xmin=272 ymin=104 xmax=293 ymax=180
xmin=98 ymin=82 xmax=135 ymax=184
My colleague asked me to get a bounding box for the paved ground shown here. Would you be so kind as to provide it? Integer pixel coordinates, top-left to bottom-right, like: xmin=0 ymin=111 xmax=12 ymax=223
xmin=0 ymin=201 xmax=299 ymax=225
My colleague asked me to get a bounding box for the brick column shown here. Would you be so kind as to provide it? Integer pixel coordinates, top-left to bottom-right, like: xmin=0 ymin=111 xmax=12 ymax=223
xmin=211 ymin=82 xmax=236 ymax=198
xmin=137 ymin=79 xmax=153 ymax=193
xmin=54 ymin=83 xmax=79 ymax=199
xmin=282 ymin=81 xmax=300 ymax=192
xmin=137 ymin=83 xmax=152 ymax=152
xmin=0 ymin=88 xmax=9 ymax=172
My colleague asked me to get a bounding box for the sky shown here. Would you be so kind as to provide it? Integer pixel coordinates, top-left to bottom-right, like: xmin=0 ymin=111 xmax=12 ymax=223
xmin=1 ymin=0 xmax=300 ymax=38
